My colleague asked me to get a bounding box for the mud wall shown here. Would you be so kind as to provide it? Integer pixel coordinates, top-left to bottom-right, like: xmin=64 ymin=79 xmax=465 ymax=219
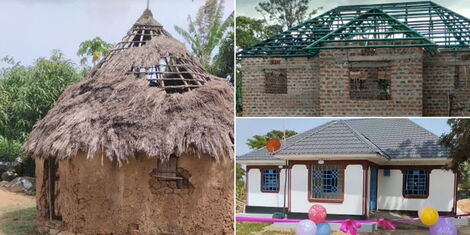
xmin=36 ymin=153 xmax=233 ymax=235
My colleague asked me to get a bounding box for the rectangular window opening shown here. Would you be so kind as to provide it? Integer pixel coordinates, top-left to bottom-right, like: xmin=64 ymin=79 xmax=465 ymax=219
xmin=310 ymin=165 xmax=343 ymax=201
xmin=264 ymin=69 xmax=287 ymax=94
xmin=403 ymin=169 xmax=429 ymax=198
xmin=156 ymin=157 xmax=181 ymax=181
xmin=349 ymin=67 xmax=391 ymax=100
xmin=261 ymin=168 xmax=280 ymax=193
xmin=456 ymin=65 xmax=470 ymax=89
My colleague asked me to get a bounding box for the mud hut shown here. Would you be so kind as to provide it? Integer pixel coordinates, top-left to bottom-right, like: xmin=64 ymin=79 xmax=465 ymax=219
xmin=23 ymin=8 xmax=234 ymax=235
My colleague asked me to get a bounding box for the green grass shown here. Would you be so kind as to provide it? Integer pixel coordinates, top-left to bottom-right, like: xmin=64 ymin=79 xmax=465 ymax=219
xmin=0 ymin=206 xmax=41 ymax=235
xmin=237 ymin=222 xmax=297 ymax=235
xmin=236 ymin=222 xmax=270 ymax=235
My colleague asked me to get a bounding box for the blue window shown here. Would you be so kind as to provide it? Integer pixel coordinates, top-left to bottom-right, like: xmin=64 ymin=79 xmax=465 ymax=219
xmin=403 ymin=170 xmax=429 ymax=197
xmin=311 ymin=165 xmax=343 ymax=200
xmin=262 ymin=168 xmax=279 ymax=192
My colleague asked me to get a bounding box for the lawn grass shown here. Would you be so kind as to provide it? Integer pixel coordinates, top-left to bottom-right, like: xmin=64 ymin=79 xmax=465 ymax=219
xmin=236 ymin=222 xmax=270 ymax=235
xmin=236 ymin=222 xmax=296 ymax=235
xmin=0 ymin=206 xmax=41 ymax=235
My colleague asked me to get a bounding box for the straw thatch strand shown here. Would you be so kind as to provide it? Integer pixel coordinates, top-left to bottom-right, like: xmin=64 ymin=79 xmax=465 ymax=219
xmin=23 ymin=9 xmax=233 ymax=164
xmin=23 ymin=74 xmax=233 ymax=164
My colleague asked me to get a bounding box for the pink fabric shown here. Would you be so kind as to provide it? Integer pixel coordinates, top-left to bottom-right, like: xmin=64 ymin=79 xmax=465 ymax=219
xmin=235 ymin=213 xmax=470 ymax=224
xmin=340 ymin=219 xmax=362 ymax=235
xmin=377 ymin=218 xmax=396 ymax=230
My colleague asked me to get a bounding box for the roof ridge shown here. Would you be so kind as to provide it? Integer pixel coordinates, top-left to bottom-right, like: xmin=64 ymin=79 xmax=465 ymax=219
xmin=341 ymin=120 xmax=390 ymax=159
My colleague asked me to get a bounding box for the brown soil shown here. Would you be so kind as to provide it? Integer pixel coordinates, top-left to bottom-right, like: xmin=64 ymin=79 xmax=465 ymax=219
xmin=0 ymin=187 xmax=35 ymax=212
xmin=458 ymin=199 xmax=470 ymax=213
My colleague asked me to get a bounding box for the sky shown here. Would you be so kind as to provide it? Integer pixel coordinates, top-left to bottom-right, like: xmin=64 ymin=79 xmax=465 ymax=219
xmin=236 ymin=0 xmax=470 ymax=22
xmin=235 ymin=118 xmax=452 ymax=156
xmin=0 ymin=0 xmax=234 ymax=67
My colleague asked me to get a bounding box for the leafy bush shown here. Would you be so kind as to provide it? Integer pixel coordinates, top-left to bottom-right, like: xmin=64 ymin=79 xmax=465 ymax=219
xmin=0 ymin=51 xmax=85 ymax=176
xmin=0 ymin=137 xmax=22 ymax=162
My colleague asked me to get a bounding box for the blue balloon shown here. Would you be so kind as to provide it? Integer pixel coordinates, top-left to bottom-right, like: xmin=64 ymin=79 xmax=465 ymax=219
xmin=295 ymin=219 xmax=317 ymax=235
xmin=316 ymin=223 xmax=331 ymax=235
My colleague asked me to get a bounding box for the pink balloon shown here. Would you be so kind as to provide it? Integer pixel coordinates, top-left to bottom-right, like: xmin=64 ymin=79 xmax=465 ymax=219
xmin=308 ymin=204 xmax=327 ymax=223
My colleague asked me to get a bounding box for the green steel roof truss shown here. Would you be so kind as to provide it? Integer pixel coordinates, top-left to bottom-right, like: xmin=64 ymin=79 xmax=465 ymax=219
xmin=304 ymin=8 xmax=437 ymax=53
xmin=238 ymin=1 xmax=470 ymax=58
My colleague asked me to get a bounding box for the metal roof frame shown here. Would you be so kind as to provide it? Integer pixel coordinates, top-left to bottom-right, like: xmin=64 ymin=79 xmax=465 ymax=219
xmin=238 ymin=1 xmax=470 ymax=58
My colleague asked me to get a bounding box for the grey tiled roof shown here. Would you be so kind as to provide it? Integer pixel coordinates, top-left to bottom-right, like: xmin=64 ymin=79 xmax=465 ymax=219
xmin=237 ymin=119 xmax=448 ymax=161
xmin=344 ymin=119 xmax=448 ymax=159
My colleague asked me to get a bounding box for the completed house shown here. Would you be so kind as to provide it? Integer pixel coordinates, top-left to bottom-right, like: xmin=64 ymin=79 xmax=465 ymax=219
xmin=238 ymin=119 xmax=456 ymax=218
xmin=238 ymin=1 xmax=470 ymax=117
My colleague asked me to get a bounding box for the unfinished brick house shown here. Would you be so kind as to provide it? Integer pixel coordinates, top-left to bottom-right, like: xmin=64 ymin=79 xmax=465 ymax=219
xmin=238 ymin=1 xmax=470 ymax=117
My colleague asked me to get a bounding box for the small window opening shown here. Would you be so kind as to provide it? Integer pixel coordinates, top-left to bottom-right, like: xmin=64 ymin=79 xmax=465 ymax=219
xmin=153 ymin=157 xmax=191 ymax=190
xmin=455 ymin=65 xmax=470 ymax=89
xmin=156 ymin=157 xmax=179 ymax=180
xmin=264 ymin=69 xmax=287 ymax=94
xmin=403 ymin=169 xmax=429 ymax=198
xmin=349 ymin=67 xmax=391 ymax=100
xmin=261 ymin=168 xmax=280 ymax=193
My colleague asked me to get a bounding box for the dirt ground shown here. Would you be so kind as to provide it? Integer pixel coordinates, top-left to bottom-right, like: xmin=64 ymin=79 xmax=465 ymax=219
xmin=0 ymin=188 xmax=34 ymax=210
xmin=0 ymin=188 xmax=36 ymax=235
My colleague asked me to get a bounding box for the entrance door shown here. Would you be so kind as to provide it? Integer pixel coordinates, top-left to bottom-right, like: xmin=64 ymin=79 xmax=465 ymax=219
xmin=369 ymin=167 xmax=378 ymax=213
xmin=45 ymin=157 xmax=61 ymax=220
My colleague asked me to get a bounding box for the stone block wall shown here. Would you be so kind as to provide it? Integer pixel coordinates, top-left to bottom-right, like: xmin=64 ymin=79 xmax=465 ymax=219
xmin=423 ymin=52 xmax=470 ymax=116
xmin=317 ymin=48 xmax=423 ymax=116
xmin=240 ymin=57 xmax=319 ymax=116
xmin=240 ymin=49 xmax=470 ymax=117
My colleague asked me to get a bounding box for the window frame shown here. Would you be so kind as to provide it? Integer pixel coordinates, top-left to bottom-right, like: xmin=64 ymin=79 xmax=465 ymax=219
xmin=260 ymin=167 xmax=281 ymax=193
xmin=308 ymin=164 xmax=345 ymax=203
xmin=402 ymin=169 xmax=430 ymax=199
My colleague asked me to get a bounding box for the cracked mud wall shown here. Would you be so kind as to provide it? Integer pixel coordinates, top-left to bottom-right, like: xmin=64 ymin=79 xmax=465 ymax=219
xmin=35 ymin=153 xmax=234 ymax=235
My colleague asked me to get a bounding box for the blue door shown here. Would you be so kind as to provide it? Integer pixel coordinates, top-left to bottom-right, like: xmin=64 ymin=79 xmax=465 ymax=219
xmin=370 ymin=167 xmax=378 ymax=212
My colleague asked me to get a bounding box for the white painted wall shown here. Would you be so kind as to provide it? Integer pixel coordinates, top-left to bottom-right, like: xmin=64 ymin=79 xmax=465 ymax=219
xmin=290 ymin=164 xmax=364 ymax=215
xmin=377 ymin=169 xmax=455 ymax=212
xmin=247 ymin=168 xmax=288 ymax=208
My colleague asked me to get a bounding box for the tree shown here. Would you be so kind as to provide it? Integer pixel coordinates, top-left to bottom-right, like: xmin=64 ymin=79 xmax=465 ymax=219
xmin=440 ymin=119 xmax=470 ymax=171
xmin=236 ymin=16 xmax=282 ymax=49
xmin=256 ymin=0 xmax=323 ymax=29
xmin=77 ymin=37 xmax=114 ymax=66
xmin=208 ymin=30 xmax=234 ymax=81
xmin=236 ymin=163 xmax=246 ymax=201
xmin=246 ymin=129 xmax=298 ymax=149
xmin=0 ymin=51 xmax=84 ymax=164
xmin=175 ymin=0 xmax=234 ymax=69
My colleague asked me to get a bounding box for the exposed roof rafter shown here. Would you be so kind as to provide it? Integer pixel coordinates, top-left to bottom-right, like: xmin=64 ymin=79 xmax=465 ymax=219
xmin=238 ymin=1 xmax=470 ymax=58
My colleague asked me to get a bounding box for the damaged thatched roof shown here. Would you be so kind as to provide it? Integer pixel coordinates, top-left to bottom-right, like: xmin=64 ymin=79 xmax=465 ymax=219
xmin=23 ymin=9 xmax=233 ymax=164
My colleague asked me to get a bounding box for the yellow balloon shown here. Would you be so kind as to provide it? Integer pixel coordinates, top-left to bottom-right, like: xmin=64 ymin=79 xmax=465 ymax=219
xmin=419 ymin=207 xmax=439 ymax=226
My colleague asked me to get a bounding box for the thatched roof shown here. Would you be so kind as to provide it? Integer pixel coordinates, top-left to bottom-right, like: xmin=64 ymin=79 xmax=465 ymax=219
xmin=23 ymin=9 xmax=233 ymax=164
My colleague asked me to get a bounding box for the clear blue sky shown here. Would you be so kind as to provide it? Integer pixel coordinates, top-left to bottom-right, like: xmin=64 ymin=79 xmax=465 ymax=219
xmin=236 ymin=118 xmax=452 ymax=156
xmin=0 ymin=0 xmax=234 ymax=67
xmin=237 ymin=0 xmax=470 ymax=22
